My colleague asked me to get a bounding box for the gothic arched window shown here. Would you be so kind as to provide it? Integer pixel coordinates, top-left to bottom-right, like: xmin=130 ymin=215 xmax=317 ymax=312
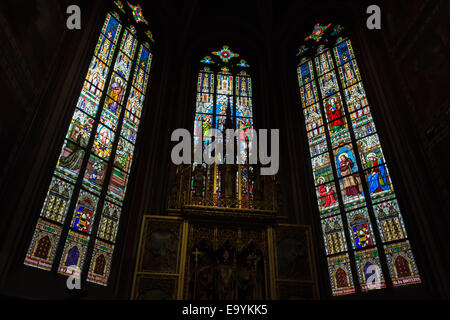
xmin=296 ymin=24 xmax=421 ymax=295
xmin=192 ymin=46 xmax=255 ymax=207
xmin=24 ymin=1 xmax=155 ymax=286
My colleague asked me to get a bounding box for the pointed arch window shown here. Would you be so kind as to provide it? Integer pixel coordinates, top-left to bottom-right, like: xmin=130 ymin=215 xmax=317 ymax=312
xmin=192 ymin=46 xmax=255 ymax=206
xmin=296 ymin=24 xmax=421 ymax=295
xmin=24 ymin=1 xmax=155 ymax=286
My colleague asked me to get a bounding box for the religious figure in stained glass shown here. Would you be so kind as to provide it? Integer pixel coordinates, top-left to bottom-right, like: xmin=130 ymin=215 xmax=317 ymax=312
xmin=297 ymin=23 xmax=421 ymax=295
xmin=25 ymin=6 xmax=155 ymax=287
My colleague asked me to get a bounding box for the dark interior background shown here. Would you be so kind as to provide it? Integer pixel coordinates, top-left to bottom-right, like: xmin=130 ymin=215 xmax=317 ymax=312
xmin=0 ymin=0 xmax=448 ymax=299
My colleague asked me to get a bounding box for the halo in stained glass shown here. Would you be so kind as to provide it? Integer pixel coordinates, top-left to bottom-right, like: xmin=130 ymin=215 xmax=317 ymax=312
xmin=92 ymin=124 xmax=114 ymax=160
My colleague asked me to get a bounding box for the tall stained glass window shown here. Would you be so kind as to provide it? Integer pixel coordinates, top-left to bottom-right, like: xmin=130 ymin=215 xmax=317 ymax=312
xmin=192 ymin=46 xmax=254 ymax=206
xmin=24 ymin=1 xmax=154 ymax=286
xmin=296 ymin=24 xmax=421 ymax=296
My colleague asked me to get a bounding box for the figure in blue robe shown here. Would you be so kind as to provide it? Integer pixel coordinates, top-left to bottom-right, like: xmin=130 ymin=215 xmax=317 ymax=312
xmin=367 ymin=158 xmax=390 ymax=194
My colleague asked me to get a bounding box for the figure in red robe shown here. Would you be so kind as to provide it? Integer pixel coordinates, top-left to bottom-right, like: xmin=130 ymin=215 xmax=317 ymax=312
xmin=327 ymin=98 xmax=344 ymax=131
xmin=317 ymin=177 xmax=336 ymax=207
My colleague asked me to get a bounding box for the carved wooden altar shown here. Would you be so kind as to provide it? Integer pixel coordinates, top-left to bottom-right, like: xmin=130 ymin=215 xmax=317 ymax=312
xmin=131 ymin=216 xmax=318 ymax=300
xmin=131 ymin=164 xmax=319 ymax=300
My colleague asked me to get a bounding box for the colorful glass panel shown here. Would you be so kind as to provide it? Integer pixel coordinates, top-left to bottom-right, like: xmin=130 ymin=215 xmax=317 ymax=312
xmin=40 ymin=177 xmax=75 ymax=223
xmin=357 ymin=134 xmax=386 ymax=170
xmin=126 ymin=88 xmax=144 ymax=118
xmin=198 ymin=72 xmax=214 ymax=93
xmin=136 ymin=44 xmax=152 ymax=74
xmin=338 ymin=60 xmax=361 ymax=88
xmin=312 ymin=153 xmax=333 ymax=186
xmin=316 ymin=182 xmax=340 ymax=217
xmin=55 ymin=139 xmax=85 ymax=183
xmin=373 ymin=199 xmax=408 ymax=242
xmin=298 ymin=61 xmax=314 ymax=86
xmin=345 ymin=83 xmax=368 ymax=113
xmin=308 ymin=128 xmax=328 ymax=157
xmin=106 ymin=168 xmax=129 ymax=204
xmin=318 ymin=71 xmax=339 ymax=98
xmin=196 ymin=93 xmax=214 ymax=114
xmin=236 ymin=75 xmax=251 ymax=97
xmin=66 ymin=109 xmax=94 ymax=147
xmin=315 ymin=51 xmax=334 ymax=76
xmin=327 ymin=254 xmax=355 ymax=296
xmin=322 ymin=215 xmax=347 ymax=255
xmin=115 ymin=137 xmax=135 ymax=172
xmin=24 ymin=219 xmax=62 ymax=271
xmin=77 ymin=82 xmax=101 ymax=118
xmin=87 ymin=240 xmax=114 ymax=286
xmin=333 ymin=39 xmax=355 ymax=66
xmin=26 ymin=10 xmax=155 ymax=287
xmin=300 ymin=81 xmax=318 ymax=108
xmin=71 ymin=190 xmax=99 ymax=233
xmin=297 ymin=32 xmax=420 ymax=295
xmin=119 ymin=28 xmax=138 ymax=58
xmin=82 ymin=154 xmax=108 ymax=195
xmin=304 ymin=103 xmax=323 ymax=131
xmin=384 ymin=241 xmax=421 ymax=286
xmin=95 ymin=35 xmax=117 ymax=66
xmin=354 ymin=248 xmax=386 ymax=291
xmin=87 ymin=57 xmax=109 ymax=90
xmin=92 ymin=124 xmax=115 ymax=160
xmin=97 ymin=202 xmax=121 ymax=242
xmin=350 ymin=107 xmax=377 ymax=139
xmin=101 ymin=13 xmax=122 ymax=45
xmin=347 ymin=208 xmax=376 ymax=249
xmin=58 ymin=230 xmax=90 ymax=277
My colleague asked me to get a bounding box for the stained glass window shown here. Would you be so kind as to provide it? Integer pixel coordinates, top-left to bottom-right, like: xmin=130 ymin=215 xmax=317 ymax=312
xmin=192 ymin=46 xmax=254 ymax=206
xmin=24 ymin=4 xmax=155 ymax=287
xmin=296 ymin=24 xmax=421 ymax=295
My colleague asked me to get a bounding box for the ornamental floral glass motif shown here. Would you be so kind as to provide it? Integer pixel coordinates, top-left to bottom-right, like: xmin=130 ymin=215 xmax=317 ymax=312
xmin=193 ymin=45 xmax=254 ymax=206
xmin=24 ymin=4 xmax=154 ymax=287
xmin=297 ymin=24 xmax=421 ymax=296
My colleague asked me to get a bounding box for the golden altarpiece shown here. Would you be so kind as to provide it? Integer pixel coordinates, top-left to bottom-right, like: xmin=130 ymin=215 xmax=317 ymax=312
xmin=130 ymin=46 xmax=319 ymax=300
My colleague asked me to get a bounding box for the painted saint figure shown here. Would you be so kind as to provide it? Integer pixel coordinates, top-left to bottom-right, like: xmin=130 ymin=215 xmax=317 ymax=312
xmin=317 ymin=177 xmax=337 ymax=207
xmin=366 ymin=153 xmax=391 ymax=194
xmin=107 ymin=77 xmax=123 ymax=114
xmin=344 ymin=63 xmax=354 ymax=83
xmin=327 ymin=97 xmax=344 ymax=131
xmin=338 ymin=153 xmax=362 ymax=197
